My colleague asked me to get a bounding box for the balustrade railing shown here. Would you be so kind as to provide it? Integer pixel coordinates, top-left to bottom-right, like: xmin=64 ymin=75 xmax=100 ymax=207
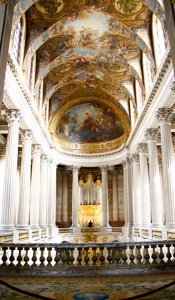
xmin=0 ymin=240 xmax=175 ymax=270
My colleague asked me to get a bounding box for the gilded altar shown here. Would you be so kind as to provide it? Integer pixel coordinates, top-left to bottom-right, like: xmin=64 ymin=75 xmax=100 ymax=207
xmin=78 ymin=205 xmax=102 ymax=227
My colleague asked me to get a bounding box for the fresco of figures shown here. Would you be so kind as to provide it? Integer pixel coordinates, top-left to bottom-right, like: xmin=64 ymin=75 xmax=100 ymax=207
xmin=56 ymin=103 xmax=124 ymax=143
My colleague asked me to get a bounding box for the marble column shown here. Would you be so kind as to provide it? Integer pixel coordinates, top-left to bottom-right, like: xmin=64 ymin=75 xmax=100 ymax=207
xmin=39 ymin=155 xmax=48 ymax=228
xmin=100 ymin=166 xmax=109 ymax=228
xmin=0 ymin=109 xmax=22 ymax=231
xmin=17 ymin=130 xmax=33 ymax=229
xmin=132 ymin=154 xmax=142 ymax=226
xmin=145 ymin=128 xmax=163 ymax=227
xmin=30 ymin=144 xmax=41 ymax=229
xmin=137 ymin=143 xmax=151 ymax=226
xmin=112 ymin=170 xmax=118 ymax=222
xmin=72 ymin=166 xmax=80 ymax=227
xmin=47 ymin=157 xmax=57 ymax=230
xmin=155 ymin=108 xmax=175 ymax=227
xmin=62 ymin=170 xmax=68 ymax=223
xmin=0 ymin=147 xmax=6 ymax=224
xmin=122 ymin=158 xmax=133 ymax=235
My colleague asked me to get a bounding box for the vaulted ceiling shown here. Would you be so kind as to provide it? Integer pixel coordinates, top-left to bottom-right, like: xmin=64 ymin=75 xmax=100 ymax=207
xmin=12 ymin=0 xmax=166 ymax=154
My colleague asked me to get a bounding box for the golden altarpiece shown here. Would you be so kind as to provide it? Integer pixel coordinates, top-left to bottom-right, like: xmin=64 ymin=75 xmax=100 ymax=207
xmin=78 ymin=171 xmax=102 ymax=227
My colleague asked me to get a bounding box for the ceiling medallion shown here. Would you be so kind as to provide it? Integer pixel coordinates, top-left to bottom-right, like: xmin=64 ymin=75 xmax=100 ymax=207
xmin=114 ymin=0 xmax=142 ymax=14
xmin=35 ymin=0 xmax=64 ymax=14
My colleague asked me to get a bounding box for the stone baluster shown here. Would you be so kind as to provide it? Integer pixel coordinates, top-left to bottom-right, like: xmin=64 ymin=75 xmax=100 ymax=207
xmin=155 ymin=108 xmax=175 ymax=227
xmin=131 ymin=154 xmax=142 ymax=226
xmin=17 ymin=129 xmax=33 ymax=229
xmin=100 ymin=166 xmax=109 ymax=229
xmin=137 ymin=143 xmax=151 ymax=226
xmin=0 ymin=109 xmax=22 ymax=231
xmin=39 ymin=155 xmax=48 ymax=228
xmin=30 ymin=144 xmax=41 ymax=229
xmin=145 ymin=128 xmax=163 ymax=227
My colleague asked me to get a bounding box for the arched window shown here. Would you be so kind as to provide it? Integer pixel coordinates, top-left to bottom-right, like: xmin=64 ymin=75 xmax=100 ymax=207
xmin=152 ymin=14 xmax=166 ymax=69
xmin=143 ymin=52 xmax=153 ymax=95
xmin=12 ymin=21 xmax=21 ymax=60
xmin=12 ymin=16 xmax=26 ymax=67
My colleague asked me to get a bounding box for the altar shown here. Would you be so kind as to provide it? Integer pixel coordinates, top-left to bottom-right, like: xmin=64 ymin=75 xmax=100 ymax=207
xmin=78 ymin=205 xmax=102 ymax=227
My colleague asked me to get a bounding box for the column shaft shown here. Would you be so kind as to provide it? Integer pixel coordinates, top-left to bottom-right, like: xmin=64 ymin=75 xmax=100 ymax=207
xmin=132 ymin=154 xmax=142 ymax=226
xmin=62 ymin=171 xmax=68 ymax=223
xmin=101 ymin=166 xmax=109 ymax=227
xmin=72 ymin=166 xmax=79 ymax=227
xmin=30 ymin=145 xmax=41 ymax=228
xmin=17 ymin=130 xmax=33 ymax=229
xmin=145 ymin=128 xmax=163 ymax=227
xmin=155 ymin=108 xmax=175 ymax=227
xmin=112 ymin=171 xmax=118 ymax=221
xmin=0 ymin=110 xmax=22 ymax=230
xmin=137 ymin=143 xmax=151 ymax=226
xmin=39 ymin=155 xmax=48 ymax=228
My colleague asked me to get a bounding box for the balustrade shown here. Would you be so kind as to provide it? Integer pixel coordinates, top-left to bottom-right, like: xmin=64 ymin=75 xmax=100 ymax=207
xmin=0 ymin=241 xmax=175 ymax=272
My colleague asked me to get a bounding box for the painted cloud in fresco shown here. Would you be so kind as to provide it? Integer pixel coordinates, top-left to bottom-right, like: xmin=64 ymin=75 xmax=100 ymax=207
xmin=56 ymin=103 xmax=124 ymax=143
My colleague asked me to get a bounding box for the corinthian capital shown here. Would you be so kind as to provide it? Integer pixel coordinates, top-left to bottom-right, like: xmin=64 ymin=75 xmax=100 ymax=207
xmin=32 ymin=144 xmax=41 ymax=155
xmin=155 ymin=108 xmax=173 ymax=123
xmin=144 ymin=128 xmax=159 ymax=141
xmin=20 ymin=130 xmax=33 ymax=143
xmin=100 ymin=165 xmax=108 ymax=173
xmin=137 ymin=143 xmax=148 ymax=154
xmin=6 ymin=109 xmax=23 ymax=126
xmin=131 ymin=153 xmax=140 ymax=163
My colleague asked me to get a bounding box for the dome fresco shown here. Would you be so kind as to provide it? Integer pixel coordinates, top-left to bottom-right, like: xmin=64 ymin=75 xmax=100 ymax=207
xmin=56 ymin=103 xmax=124 ymax=143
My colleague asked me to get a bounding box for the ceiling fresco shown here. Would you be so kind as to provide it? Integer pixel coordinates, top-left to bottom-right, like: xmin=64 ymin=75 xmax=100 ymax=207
xmin=11 ymin=0 xmax=167 ymax=153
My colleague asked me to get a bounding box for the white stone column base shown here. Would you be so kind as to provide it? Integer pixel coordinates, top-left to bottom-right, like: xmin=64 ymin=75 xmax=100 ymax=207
xmin=71 ymin=227 xmax=82 ymax=236
xmin=100 ymin=226 xmax=111 ymax=235
xmin=122 ymin=225 xmax=133 ymax=236
xmin=47 ymin=226 xmax=59 ymax=238
xmin=165 ymin=222 xmax=175 ymax=228
xmin=0 ymin=225 xmax=16 ymax=231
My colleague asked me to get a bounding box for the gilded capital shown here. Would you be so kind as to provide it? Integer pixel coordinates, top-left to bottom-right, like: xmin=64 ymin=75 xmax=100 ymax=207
xmin=144 ymin=128 xmax=159 ymax=141
xmin=155 ymin=108 xmax=173 ymax=123
xmin=6 ymin=109 xmax=23 ymax=126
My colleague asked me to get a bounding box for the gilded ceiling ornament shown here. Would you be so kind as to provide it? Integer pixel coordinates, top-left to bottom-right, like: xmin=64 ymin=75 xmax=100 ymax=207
xmin=114 ymin=0 xmax=142 ymax=14
xmin=1 ymin=0 xmax=8 ymax=4
xmin=35 ymin=0 xmax=64 ymax=14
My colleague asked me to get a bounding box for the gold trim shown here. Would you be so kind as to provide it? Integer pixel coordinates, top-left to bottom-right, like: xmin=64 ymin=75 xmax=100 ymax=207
xmin=50 ymin=97 xmax=130 ymax=153
xmin=1 ymin=0 xmax=8 ymax=4
xmin=152 ymin=231 xmax=162 ymax=238
xmin=52 ymin=132 xmax=128 ymax=153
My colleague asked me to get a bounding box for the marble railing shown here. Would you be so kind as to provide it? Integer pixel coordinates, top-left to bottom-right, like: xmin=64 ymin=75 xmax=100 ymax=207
xmin=0 ymin=240 xmax=175 ymax=274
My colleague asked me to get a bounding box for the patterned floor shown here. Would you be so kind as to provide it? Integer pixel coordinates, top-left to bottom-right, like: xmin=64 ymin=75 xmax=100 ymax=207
xmin=0 ymin=273 xmax=175 ymax=300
